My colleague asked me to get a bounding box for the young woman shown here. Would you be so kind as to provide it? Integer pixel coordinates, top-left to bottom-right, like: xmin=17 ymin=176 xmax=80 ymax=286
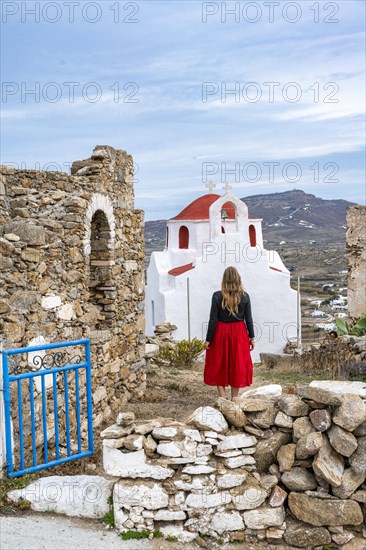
xmin=204 ymin=266 xmax=255 ymax=400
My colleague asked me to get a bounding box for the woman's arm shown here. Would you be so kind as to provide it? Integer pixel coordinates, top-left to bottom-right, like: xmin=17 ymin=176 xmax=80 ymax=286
xmin=205 ymin=293 xmax=219 ymax=349
xmin=244 ymin=293 xmax=255 ymax=344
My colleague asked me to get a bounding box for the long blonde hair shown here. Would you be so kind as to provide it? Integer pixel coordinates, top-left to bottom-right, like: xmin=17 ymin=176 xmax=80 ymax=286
xmin=221 ymin=266 xmax=244 ymax=316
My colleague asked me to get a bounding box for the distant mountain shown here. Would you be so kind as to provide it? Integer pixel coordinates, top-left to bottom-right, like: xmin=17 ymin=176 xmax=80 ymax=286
xmin=240 ymin=189 xmax=356 ymax=244
xmin=144 ymin=190 xmax=357 ymax=265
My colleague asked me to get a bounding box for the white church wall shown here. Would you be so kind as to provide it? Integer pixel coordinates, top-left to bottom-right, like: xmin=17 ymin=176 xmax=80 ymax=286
xmin=162 ymin=245 xmax=297 ymax=362
xmin=267 ymin=250 xmax=290 ymax=273
xmin=145 ymin=252 xmax=169 ymax=335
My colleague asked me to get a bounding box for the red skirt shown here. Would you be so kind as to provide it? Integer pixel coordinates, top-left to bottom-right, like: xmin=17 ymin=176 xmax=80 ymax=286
xmin=204 ymin=321 xmax=253 ymax=387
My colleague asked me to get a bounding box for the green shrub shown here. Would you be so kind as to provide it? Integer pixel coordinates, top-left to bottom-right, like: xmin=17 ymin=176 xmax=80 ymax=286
xmin=155 ymin=337 xmax=205 ymax=368
xmin=336 ymin=313 xmax=366 ymax=336
xmin=18 ymin=498 xmax=31 ymax=510
xmin=0 ymin=473 xmax=39 ymax=512
xmin=103 ymin=509 xmax=115 ymax=528
xmin=120 ymin=530 xmax=163 ymax=540
xmin=120 ymin=530 xmax=151 ymax=540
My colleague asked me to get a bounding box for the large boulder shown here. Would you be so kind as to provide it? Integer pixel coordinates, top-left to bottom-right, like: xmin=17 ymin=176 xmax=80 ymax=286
xmin=103 ymin=447 xmax=174 ymax=479
xmin=332 ymin=468 xmax=366 ymax=499
xmin=292 ymin=416 xmax=315 ymax=442
xmin=243 ymin=505 xmax=285 ymax=529
xmin=253 ymin=431 xmax=291 ymax=472
xmin=332 ymin=394 xmax=366 ymax=432
xmin=297 ymin=385 xmax=342 ymax=406
xmin=349 ymin=436 xmax=366 ymax=475
xmin=296 ymin=431 xmax=323 ymax=459
xmin=288 ymin=493 xmax=363 ymax=526
xmin=284 ymin=524 xmax=331 ymax=548
xmin=216 ymin=398 xmax=247 ymax=428
xmin=216 ymin=434 xmax=257 ymax=452
xmin=188 ymin=406 xmax=228 ymax=433
xmin=210 ymin=511 xmax=245 ymax=534
xmin=278 ymin=394 xmax=309 ymax=417
xmin=277 ymin=443 xmax=296 ymax=472
xmin=309 ymin=380 xmax=366 ymax=399
xmin=7 ymin=475 xmax=113 ymax=518
xmin=309 ymin=409 xmax=331 ymax=432
xmin=312 ymin=435 xmax=344 ymax=487
xmin=240 ymin=384 xmax=282 ymax=400
xmin=232 ymin=480 xmax=267 ymax=510
xmin=281 ymin=467 xmax=317 ymax=491
xmin=328 ymin=424 xmax=358 ymax=457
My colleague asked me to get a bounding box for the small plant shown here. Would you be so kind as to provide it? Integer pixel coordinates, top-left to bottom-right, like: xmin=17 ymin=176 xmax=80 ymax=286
xmin=103 ymin=493 xmax=115 ymax=528
xmin=335 ymin=313 xmax=366 ymax=336
xmin=0 ymin=473 xmax=39 ymax=513
xmin=165 ymin=535 xmax=178 ymax=542
xmin=120 ymin=530 xmax=151 ymax=540
xmin=120 ymin=530 xmax=164 ymax=540
xmin=103 ymin=509 xmax=115 ymax=529
xmin=155 ymin=338 xmax=205 ymax=368
xmin=17 ymin=498 xmax=31 ymax=510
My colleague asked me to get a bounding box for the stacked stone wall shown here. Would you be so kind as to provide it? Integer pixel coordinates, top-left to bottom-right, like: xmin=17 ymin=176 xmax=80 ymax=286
xmin=100 ymin=383 xmax=366 ymax=547
xmin=0 ymin=145 xmax=145 ymax=431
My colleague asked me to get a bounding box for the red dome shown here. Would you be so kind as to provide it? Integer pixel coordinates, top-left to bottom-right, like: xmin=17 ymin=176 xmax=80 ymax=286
xmin=171 ymin=194 xmax=236 ymax=221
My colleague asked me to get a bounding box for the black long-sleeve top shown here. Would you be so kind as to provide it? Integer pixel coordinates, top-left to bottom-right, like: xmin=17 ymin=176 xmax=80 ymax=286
xmin=205 ymin=290 xmax=255 ymax=342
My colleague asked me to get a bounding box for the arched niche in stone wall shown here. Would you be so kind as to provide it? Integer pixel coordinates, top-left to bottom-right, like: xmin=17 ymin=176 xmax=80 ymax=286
xmin=84 ymin=193 xmax=116 ymax=329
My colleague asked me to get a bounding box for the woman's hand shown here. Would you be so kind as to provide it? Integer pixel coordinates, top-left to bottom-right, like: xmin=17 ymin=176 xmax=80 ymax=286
xmin=250 ymin=338 xmax=255 ymax=351
xmin=204 ymin=341 xmax=210 ymax=350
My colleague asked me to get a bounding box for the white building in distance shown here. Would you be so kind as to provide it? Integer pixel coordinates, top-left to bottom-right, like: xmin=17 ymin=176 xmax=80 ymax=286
xmin=145 ymin=187 xmax=298 ymax=362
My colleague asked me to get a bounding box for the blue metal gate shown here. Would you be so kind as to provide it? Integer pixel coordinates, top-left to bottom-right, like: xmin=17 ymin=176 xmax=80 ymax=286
xmin=1 ymin=339 xmax=94 ymax=478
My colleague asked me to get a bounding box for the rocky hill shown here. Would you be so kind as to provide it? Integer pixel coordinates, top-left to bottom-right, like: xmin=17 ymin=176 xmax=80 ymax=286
xmin=240 ymin=189 xmax=356 ymax=245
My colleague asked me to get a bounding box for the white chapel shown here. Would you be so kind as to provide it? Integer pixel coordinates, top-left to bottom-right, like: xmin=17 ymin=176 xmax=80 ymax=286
xmin=145 ymin=184 xmax=298 ymax=362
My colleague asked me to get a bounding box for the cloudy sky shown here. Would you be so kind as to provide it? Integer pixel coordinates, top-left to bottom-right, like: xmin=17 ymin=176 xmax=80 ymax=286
xmin=1 ymin=0 xmax=365 ymax=220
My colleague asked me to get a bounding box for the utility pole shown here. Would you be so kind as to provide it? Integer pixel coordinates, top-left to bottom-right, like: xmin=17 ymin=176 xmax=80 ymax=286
xmin=187 ymin=277 xmax=191 ymax=341
xmin=297 ymin=275 xmax=302 ymax=352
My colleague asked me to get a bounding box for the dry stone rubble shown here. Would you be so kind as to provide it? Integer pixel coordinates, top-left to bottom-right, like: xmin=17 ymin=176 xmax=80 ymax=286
xmin=7 ymin=382 xmax=366 ymax=547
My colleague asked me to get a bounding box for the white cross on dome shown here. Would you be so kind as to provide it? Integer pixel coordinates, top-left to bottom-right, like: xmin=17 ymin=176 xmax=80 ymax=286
xmin=205 ymin=181 xmax=216 ymax=194
xmin=223 ymin=182 xmax=232 ymax=194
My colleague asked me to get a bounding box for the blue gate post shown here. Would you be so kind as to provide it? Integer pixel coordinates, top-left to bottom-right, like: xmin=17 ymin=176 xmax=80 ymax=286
xmin=2 ymin=352 xmax=13 ymax=475
xmin=85 ymin=339 xmax=94 ymax=454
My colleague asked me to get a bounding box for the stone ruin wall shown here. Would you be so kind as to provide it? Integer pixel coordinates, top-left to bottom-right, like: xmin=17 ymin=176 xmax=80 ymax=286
xmin=0 ymin=145 xmax=145 ymax=432
xmin=347 ymin=205 xmax=366 ymax=318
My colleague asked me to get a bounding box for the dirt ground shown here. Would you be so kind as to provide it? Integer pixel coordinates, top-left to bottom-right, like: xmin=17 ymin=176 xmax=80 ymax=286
xmin=21 ymin=356 xmax=334 ymax=479
xmin=126 ymin=357 xmax=331 ymax=423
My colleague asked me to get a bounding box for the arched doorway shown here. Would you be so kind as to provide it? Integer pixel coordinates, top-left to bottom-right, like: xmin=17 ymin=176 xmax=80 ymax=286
xmin=89 ymin=209 xmax=115 ymax=328
xmin=179 ymin=225 xmax=189 ymax=249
